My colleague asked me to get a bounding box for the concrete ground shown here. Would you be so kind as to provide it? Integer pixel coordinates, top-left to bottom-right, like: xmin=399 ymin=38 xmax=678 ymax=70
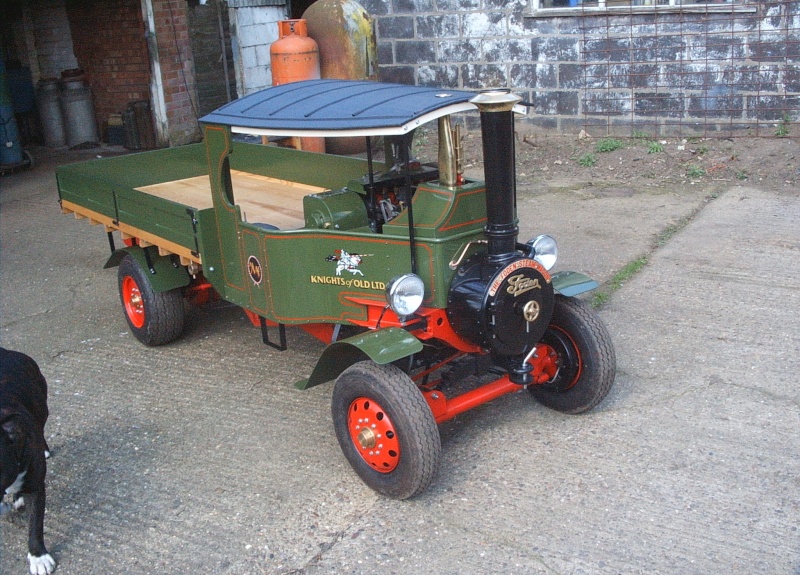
xmin=1 ymin=145 xmax=798 ymax=575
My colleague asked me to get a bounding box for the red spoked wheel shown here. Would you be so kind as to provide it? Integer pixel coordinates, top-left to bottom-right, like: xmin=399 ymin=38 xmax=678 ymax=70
xmin=117 ymin=254 xmax=186 ymax=346
xmin=528 ymin=295 xmax=616 ymax=414
xmin=347 ymin=397 xmax=401 ymax=473
xmin=121 ymin=275 xmax=146 ymax=329
xmin=332 ymin=361 xmax=440 ymax=500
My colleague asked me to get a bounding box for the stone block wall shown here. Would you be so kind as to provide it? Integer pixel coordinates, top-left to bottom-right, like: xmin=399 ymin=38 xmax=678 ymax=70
xmin=228 ymin=4 xmax=287 ymax=96
xmin=363 ymin=0 xmax=800 ymax=135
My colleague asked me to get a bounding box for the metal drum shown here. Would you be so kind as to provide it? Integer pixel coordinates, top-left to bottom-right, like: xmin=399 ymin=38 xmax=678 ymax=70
xmin=0 ymin=58 xmax=23 ymax=166
xmin=36 ymin=79 xmax=66 ymax=148
xmin=60 ymin=72 xmax=99 ymax=148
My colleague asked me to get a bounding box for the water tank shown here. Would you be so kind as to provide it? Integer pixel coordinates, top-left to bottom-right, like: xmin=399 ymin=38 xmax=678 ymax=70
xmin=0 ymin=57 xmax=23 ymax=166
xmin=302 ymin=0 xmax=377 ymax=154
xmin=36 ymin=79 xmax=66 ymax=148
xmin=60 ymin=70 xmax=99 ymax=149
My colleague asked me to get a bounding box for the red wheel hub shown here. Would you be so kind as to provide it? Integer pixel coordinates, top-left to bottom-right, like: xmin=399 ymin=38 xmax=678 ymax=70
xmin=122 ymin=275 xmax=146 ymax=328
xmin=529 ymin=343 xmax=560 ymax=384
xmin=529 ymin=326 xmax=583 ymax=389
xmin=347 ymin=397 xmax=401 ymax=473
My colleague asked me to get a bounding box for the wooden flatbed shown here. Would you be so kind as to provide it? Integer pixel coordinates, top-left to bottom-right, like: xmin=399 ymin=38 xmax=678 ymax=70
xmin=135 ymin=170 xmax=326 ymax=230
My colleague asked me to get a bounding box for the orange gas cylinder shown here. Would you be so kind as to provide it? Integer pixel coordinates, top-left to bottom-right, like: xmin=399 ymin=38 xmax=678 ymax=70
xmin=270 ymin=19 xmax=321 ymax=85
xmin=270 ymin=20 xmax=325 ymax=153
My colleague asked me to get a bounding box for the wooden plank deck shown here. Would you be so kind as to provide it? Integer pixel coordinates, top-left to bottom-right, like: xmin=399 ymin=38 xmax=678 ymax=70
xmin=135 ymin=170 xmax=327 ymax=230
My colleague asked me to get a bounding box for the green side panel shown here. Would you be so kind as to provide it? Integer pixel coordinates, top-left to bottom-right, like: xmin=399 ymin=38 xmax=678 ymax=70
xmin=104 ymin=246 xmax=190 ymax=292
xmin=56 ymin=144 xmax=208 ymax=194
xmin=194 ymin=206 xmax=226 ymax=291
xmin=240 ymin=223 xmax=272 ymax=315
xmin=229 ymin=141 xmax=382 ymax=190
xmin=56 ymin=144 xmax=208 ymax=253
xmin=382 ymin=181 xmax=487 ymax=240
xmin=251 ymin=227 xmax=482 ymax=322
xmin=204 ymin=125 xmax=248 ymax=303
xmin=297 ymin=328 xmax=423 ymax=389
xmin=552 ymin=271 xmax=599 ymax=297
xmin=116 ymin=189 xmax=201 ymax=251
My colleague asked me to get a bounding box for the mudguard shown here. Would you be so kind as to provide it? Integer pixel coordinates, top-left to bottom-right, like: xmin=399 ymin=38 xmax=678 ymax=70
xmin=104 ymin=246 xmax=190 ymax=293
xmin=552 ymin=270 xmax=598 ymax=297
xmin=297 ymin=327 xmax=423 ymax=390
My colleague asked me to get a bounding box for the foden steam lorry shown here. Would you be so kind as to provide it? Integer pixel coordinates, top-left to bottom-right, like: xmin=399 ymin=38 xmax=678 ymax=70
xmin=57 ymin=80 xmax=616 ymax=499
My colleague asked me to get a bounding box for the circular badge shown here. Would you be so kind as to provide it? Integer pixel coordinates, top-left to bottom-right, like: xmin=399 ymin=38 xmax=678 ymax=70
xmin=247 ymin=255 xmax=263 ymax=285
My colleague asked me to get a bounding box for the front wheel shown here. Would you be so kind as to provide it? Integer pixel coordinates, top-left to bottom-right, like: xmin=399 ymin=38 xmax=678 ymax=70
xmin=332 ymin=361 xmax=440 ymax=500
xmin=528 ymin=295 xmax=616 ymax=414
xmin=118 ymin=255 xmax=186 ymax=346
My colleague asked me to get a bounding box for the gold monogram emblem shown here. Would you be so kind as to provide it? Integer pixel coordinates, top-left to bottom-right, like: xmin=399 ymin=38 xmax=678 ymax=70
xmin=506 ymin=274 xmax=541 ymax=297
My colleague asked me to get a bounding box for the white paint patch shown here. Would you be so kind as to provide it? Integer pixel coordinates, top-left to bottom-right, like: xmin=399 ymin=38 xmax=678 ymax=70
xmin=5 ymin=470 xmax=26 ymax=496
xmin=28 ymin=552 xmax=57 ymax=575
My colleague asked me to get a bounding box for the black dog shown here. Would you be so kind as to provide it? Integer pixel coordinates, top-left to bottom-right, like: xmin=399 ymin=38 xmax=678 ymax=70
xmin=1 ymin=347 xmax=56 ymax=575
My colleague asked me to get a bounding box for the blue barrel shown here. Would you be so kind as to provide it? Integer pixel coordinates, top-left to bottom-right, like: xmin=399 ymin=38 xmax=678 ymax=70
xmin=0 ymin=57 xmax=24 ymax=166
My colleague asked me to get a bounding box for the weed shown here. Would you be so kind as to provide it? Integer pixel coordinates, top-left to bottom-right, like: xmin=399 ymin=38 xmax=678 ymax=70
xmin=579 ymin=153 xmax=598 ymax=167
xmin=686 ymin=164 xmax=706 ymax=178
xmin=591 ymin=256 xmax=648 ymax=307
xmin=595 ymin=138 xmax=625 ymax=153
xmin=632 ymin=130 xmax=651 ymax=140
xmin=696 ymin=145 xmax=709 ymax=155
xmin=647 ymin=141 xmax=664 ymax=154
xmin=736 ymin=170 xmax=748 ymax=180
xmin=775 ymin=115 xmax=791 ymax=137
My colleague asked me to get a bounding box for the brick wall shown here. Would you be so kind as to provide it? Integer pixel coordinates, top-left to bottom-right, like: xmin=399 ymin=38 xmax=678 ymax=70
xmin=188 ymin=0 xmax=238 ymax=116
xmin=363 ymin=0 xmax=800 ymax=136
xmin=152 ymin=0 xmax=202 ymax=145
xmin=66 ymin=0 xmax=150 ymax=139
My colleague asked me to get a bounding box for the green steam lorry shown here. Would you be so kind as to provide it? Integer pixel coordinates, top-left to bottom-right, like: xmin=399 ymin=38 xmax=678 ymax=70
xmin=57 ymin=80 xmax=616 ymax=499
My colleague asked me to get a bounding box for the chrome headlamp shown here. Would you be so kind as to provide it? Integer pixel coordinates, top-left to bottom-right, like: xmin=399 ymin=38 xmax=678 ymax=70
xmin=527 ymin=234 xmax=558 ymax=271
xmin=385 ymin=273 xmax=425 ymax=318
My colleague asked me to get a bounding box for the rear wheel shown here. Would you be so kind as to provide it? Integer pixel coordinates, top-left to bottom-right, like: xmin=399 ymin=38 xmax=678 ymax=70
xmin=528 ymin=295 xmax=616 ymax=414
xmin=118 ymin=255 xmax=185 ymax=346
xmin=332 ymin=361 xmax=440 ymax=500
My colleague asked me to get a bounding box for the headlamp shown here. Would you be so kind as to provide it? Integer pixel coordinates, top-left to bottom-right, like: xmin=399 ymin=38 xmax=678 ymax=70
xmin=385 ymin=274 xmax=425 ymax=318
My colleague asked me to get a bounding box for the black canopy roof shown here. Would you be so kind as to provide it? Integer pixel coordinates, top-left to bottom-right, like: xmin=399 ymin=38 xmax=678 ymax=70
xmin=199 ymin=79 xmax=478 ymax=137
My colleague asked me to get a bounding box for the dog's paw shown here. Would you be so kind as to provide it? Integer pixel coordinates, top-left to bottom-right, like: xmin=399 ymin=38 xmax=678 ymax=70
xmin=27 ymin=552 xmax=56 ymax=575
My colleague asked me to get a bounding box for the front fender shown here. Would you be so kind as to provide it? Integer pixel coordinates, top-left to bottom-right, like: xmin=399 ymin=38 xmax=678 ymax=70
xmin=297 ymin=328 xmax=423 ymax=390
xmin=104 ymin=246 xmax=190 ymax=293
xmin=552 ymin=270 xmax=598 ymax=297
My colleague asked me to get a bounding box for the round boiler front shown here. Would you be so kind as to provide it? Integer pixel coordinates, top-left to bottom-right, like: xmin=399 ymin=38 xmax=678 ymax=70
xmin=447 ymin=254 xmax=555 ymax=356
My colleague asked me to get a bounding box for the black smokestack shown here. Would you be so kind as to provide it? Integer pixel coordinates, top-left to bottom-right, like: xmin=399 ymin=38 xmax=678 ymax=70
xmin=472 ymin=91 xmax=522 ymax=260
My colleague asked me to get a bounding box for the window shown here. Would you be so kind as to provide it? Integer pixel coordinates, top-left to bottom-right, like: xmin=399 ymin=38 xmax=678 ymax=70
xmin=528 ymin=0 xmax=755 ymax=17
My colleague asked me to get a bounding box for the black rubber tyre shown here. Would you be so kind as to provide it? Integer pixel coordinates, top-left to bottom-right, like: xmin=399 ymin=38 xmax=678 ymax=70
xmin=528 ymin=295 xmax=616 ymax=414
xmin=117 ymin=254 xmax=186 ymax=346
xmin=332 ymin=361 xmax=441 ymax=500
